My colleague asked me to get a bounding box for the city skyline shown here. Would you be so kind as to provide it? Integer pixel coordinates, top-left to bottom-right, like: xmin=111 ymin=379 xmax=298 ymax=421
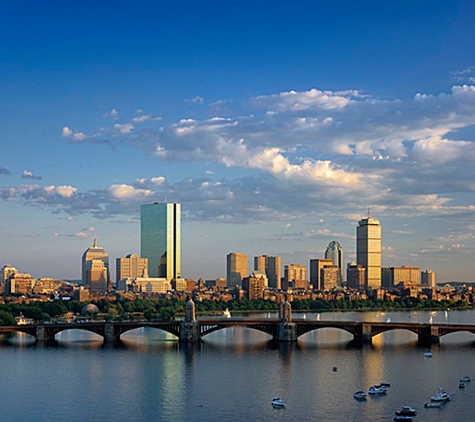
xmin=1 ymin=2 xmax=475 ymax=282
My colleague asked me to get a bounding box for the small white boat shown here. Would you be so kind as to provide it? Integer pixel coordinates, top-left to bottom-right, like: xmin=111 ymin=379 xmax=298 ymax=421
xmin=424 ymin=352 xmax=433 ymax=358
xmin=223 ymin=308 xmax=231 ymax=318
xmin=458 ymin=382 xmax=465 ymax=389
xmin=395 ymin=406 xmax=417 ymax=416
xmin=430 ymin=388 xmax=451 ymax=402
xmin=353 ymin=391 xmax=367 ymax=400
xmin=271 ymin=397 xmax=285 ymax=407
xmin=424 ymin=402 xmax=443 ymax=408
xmin=368 ymin=385 xmax=387 ymax=395
xmin=460 ymin=376 xmax=471 ymax=383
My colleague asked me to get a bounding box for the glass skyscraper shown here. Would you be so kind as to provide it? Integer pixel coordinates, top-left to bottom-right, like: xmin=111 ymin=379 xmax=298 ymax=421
xmin=140 ymin=202 xmax=181 ymax=280
xmin=325 ymin=241 xmax=344 ymax=283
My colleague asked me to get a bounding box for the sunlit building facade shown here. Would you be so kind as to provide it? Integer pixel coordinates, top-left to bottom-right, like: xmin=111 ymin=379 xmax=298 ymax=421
xmin=227 ymin=252 xmax=248 ymax=287
xmin=116 ymin=253 xmax=149 ymax=283
xmin=347 ymin=262 xmax=366 ymax=291
xmin=309 ymin=258 xmax=333 ymax=290
xmin=381 ymin=266 xmax=420 ymax=288
xmin=283 ymin=264 xmax=307 ymax=290
xmin=82 ymin=239 xmax=110 ymax=291
xmin=254 ymin=255 xmax=281 ymax=289
xmin=421 ymin=269 xmax=436 ymax=287
xmin=356 ymin=216 xmax=381 ymax=289
xmin=141 ymin=202 xmax=181 ymax=280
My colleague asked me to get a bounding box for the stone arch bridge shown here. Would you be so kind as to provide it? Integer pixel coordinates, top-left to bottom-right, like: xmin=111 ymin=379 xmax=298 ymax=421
xmin=1 ymin=319 xmax=475 ymax=345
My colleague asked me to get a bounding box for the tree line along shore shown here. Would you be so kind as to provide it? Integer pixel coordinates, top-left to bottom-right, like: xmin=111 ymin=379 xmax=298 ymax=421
xmin=0 ymin=296 xmax=471 ymax=325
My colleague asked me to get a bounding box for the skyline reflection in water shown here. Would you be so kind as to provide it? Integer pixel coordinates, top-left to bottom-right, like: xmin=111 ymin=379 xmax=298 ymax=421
xmin=0 ymin=310 xmax=474 ymax=422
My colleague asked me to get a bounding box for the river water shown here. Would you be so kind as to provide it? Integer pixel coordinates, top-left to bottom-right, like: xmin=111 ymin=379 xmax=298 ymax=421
xmin=1 ymin=310 xmax=475 ymax=422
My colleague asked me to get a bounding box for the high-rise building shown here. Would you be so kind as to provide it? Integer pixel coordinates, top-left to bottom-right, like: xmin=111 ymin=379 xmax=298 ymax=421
xmin=226 ymin=252 xmax=248 ymax=286
xmin=283 ymin=264 xmax=307 ymax=290
xmin=309 ymin=258 xmax=333 ymax=290
xmin=254 ymin=255 xmax=282 ymax=289
xmin=116 ymin=254 xmax=149 ymax=283
xmin=356 ymin=215 xmax=381 ymax=289
xmin=1 ymin=265 xmax=18 ymax=283
xmin=347 ymin=262 xmax=366 ymax=291
xmin=320 ymin=265 xmax=339 ymax=290
xmin=325 ymin=241 xmax=344 ymax=283
xmin=82 ymin=239 xmax=110 ymax=291
xmin=242 ymin=274 xmax=265 ymax=300
xmin=141 ymin=202 xmax=181 ymax=280
xmin=381 ymin=266 xmax=420 ymax=288
xmin=6 ymin=273 xmax=35 ymax=295
xmin=85 ymin=260 xmax=108 ymax=292
xmin=421 ymin=269 xmax=436 ymax=287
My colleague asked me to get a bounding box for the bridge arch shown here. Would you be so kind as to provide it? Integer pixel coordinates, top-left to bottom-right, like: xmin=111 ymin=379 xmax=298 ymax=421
xmin=199 ymin=323 xmax=276 ymax=340
xmin=297 ymin=326 xmax=355 ymax=343
xmin=52 ymin=327 xmax=105 ymax=340
xmin=438 ymin=330 xmax=475 ymax=342
xmin=118 ymin=325 xmax=179 ymax=340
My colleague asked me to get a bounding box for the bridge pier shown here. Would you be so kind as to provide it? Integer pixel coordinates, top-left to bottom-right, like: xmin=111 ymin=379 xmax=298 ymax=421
xmin=36 ymin=325 xmax=55 ymax=342
xmin=179 ymin=322 xmax=200 ymax=342
xmin=277 ymin=322 xmax=297 ymax=342
xmin=353 ymin=323 xmax=372 ymax=345
xmin=104 ymin=322 xmax=119 ymax=342
xmin=418 ymin=326 xmax=440 ymax=345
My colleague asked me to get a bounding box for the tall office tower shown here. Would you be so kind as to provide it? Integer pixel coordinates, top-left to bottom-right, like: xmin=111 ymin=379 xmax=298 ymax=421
xmin=320 ymin=265 xmax=339 ymax=290
xmin=254 ymin=256 xmax=266 ymax=271
xmin=325 ymin=241 xmax=344 ymax=283
xmin=85 ymin=260 xmax=108 ymax=292
xmin=421 ymin=269 xmax=436 ymax=287
xmin=356 ymin=215 xmax=381 ymax=289
xmin=254 ymin=255 xmax=282 ymax=289
xmin=309 ymin=258 xmax=333 ymax=290
xmin=226 ymin=252 xmax=248 ymax=286
xmin=283 ymin=264 xmax=307 ymax=290
xmin=82 ymin=239 xmax=110 ymax=291
xmin=347 ymin=262 xmax=366 ymax=291
xmin=141 ymin=202 xmax=181 ymax=280
xmin=116 ymin=254 xmax=149 ymax=283
xmin=1 ymin=265 xmax=18 ymax=285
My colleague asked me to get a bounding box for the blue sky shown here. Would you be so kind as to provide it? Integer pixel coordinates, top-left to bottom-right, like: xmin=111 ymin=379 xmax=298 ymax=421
xmin=1 ymin=1 xmax=475 ymax=282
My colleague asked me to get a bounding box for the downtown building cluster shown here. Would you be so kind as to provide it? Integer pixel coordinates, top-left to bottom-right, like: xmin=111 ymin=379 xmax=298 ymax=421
xmin=226 ymin=214 xmax=437 ymax=301
xmin=0 ymin=206 xmax=445 ymax=304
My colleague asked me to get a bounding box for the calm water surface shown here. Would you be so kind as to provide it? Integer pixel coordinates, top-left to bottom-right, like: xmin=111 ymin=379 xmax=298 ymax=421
xmin=1 ymin=310 xmax=475 ymax=422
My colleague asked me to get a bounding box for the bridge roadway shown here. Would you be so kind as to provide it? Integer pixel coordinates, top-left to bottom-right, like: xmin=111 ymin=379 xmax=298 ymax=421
xmin=1 ymin=318 xmax=475 ymax=345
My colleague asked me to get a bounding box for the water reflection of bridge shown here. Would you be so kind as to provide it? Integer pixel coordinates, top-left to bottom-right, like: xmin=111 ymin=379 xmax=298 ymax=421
xmin=1 ymin=319 xmax=475 ymax=345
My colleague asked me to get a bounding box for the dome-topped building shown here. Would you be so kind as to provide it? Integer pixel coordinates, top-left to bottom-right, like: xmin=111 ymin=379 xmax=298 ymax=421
xmin=82 ymin=239 xmax=110 ymax=292
xmin=81 ymin=304 xmax=100 ymax=315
